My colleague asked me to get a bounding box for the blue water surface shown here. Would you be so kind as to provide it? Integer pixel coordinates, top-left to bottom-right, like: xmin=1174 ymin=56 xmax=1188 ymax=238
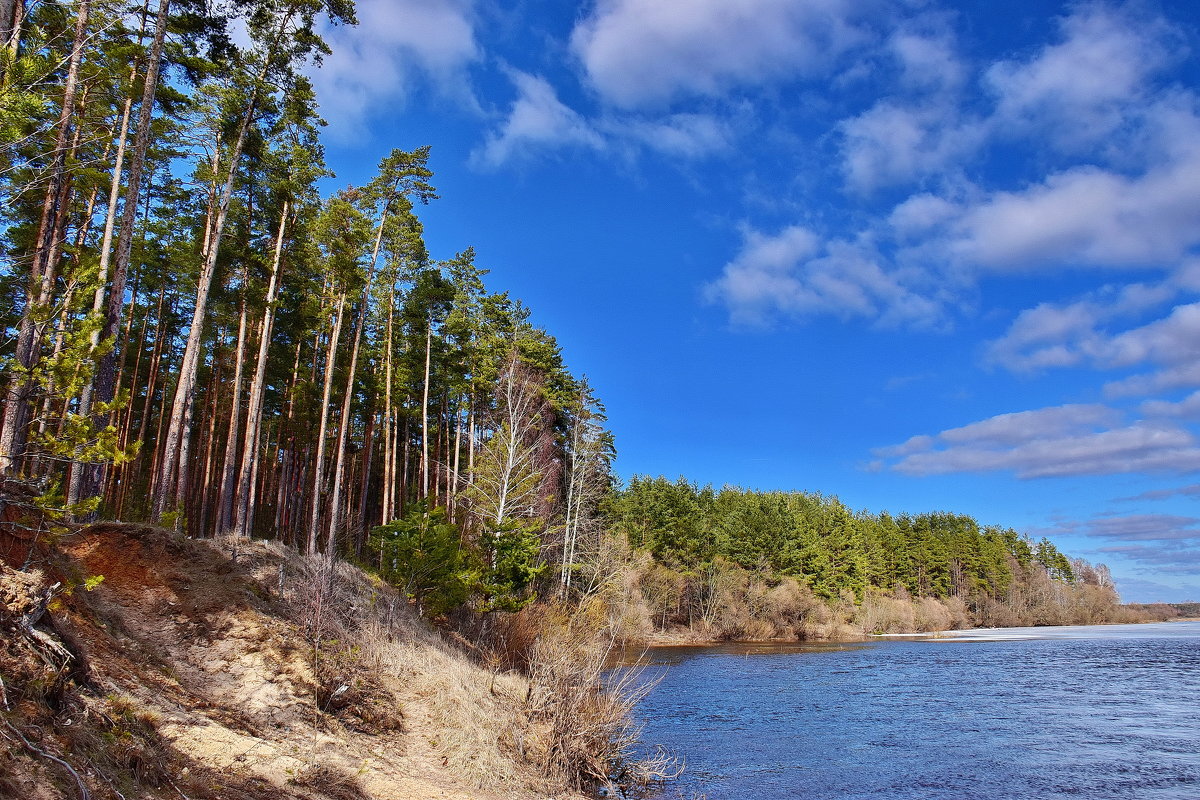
xmin=629 ymin=622 xmax=1200 ymax=800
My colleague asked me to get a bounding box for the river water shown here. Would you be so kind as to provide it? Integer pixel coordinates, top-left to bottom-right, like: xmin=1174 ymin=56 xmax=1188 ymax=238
xmin=628 ymin=622 xmax=1200 ymax=800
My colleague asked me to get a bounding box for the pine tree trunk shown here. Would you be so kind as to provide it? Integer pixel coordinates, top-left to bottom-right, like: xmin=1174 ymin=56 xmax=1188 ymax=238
xmin=307 ymin=293 xmax=345 ymax=554
xmin=84 ymin=0 xmax=171 ymax=500
xmin=381 ymin=284 xmax=395 ymax=524
xmin=0 ymin=0 xmax=25 ymax=84
xmin=420 ymin=319 xmax=432 ymax=499
xmin=0 ymin=0 xmax=90 ymax=475
xmin=153 ymin=92 xmax=254 ymax=520
xmin=326 ymin=213 xmax=386 ymax=551
xmin=216 ymin=295 xmax=251 ymax=534
xmin=234 ymin=201 xmax=288 ymax=540
xmin=356 ymin=410 xmax=375 ymax=555
xmin=63 ymin=25 xmax=138 ymax=476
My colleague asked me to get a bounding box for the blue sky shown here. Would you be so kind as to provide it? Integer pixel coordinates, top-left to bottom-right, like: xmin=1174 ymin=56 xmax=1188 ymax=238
xmin=310 ymin=0 xmax=1200 ymax=603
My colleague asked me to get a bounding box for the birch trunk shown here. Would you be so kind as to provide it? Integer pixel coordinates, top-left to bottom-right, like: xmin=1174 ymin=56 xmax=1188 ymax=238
xmin=326 ymin=212 xmax=386 ymax=550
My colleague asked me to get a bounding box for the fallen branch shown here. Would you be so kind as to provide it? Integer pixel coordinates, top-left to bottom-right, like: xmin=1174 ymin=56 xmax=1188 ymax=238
xmin=0 ymin=716 xmax=92 ymax=800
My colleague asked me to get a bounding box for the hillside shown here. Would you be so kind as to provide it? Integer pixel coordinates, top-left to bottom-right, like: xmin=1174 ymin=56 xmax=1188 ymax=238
xmin=0 ymin=522 xmax=602 ymax=800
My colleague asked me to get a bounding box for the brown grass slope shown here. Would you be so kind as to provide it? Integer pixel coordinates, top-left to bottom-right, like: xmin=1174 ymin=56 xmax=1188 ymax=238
xmin=0 ymin=521 xmax=589 ymax=800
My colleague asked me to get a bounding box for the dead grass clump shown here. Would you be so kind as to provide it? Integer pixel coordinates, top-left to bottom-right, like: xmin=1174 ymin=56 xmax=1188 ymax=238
xmin=288 ymin=764 xmax=371 ymax=800
xmin=485 ymin=603 xmax=546 ymax=671
xmin=62 ymin=693 xmax=174 ymax=792
xmin=280 ymin=551 xmax=539 ymax=791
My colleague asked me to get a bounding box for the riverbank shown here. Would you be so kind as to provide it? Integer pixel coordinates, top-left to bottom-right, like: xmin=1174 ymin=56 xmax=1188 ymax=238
xmin=616 ymin=597 xmax=1186 ymax=649
xmin=0 ymin=523 xmax=609 ymax=800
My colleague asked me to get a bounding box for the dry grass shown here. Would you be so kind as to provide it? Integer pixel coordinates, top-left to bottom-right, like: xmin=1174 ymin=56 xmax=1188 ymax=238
xmin=288 ymin=764 xmax=370 ymax=800
xmin=524 ymin=600 xmax=681 ymax=794
xmin=277 ymin=550 xmax=547 ymax=793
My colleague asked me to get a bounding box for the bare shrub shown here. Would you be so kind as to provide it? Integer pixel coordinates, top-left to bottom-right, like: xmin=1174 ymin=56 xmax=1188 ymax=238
xmin=975 ymin=595 xmax=1022 ymax=628
xmin=637 ymin=560 xmax=685 ymax=630
xmin=941 ymin=595 xmax=972 ymax=629
xmin=857 ymin=590 xmax=916 ymax=634
xmin=913 ymin=596 xmax=953 ymax=632
xmin=525 ymin=600 xmax=681 ymax=794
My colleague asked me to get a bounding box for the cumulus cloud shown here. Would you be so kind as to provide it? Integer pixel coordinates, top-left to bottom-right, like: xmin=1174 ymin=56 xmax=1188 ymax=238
xmin=840 ymin=103 xmax=983 ymax=192
xmin=472 ymin=75 xmax=738 ymax=168
xmin=570 ymin=0 xmax=869 ymax=108
xmin=874 ymin=404 xmax=1200 ymax=478
xmin=471 ymin=71 xmax=605 ymax=168
xmin=1142 ymin=390 xmax=1200 ymax=419
xmin=703 ymin=226 xmax=945 ymax=327
xmin=985 ymin=5 xmax=1177 ymax=148
xmin=311 ymin=0 xmax=480 ymax=137
xmin=986 ymin=295 xmax=1200 ymax=402
xmin=838 ymin=21 xmax=976 ymax=191
xmin=984 ymin=279 xmax=1183 ymax=373
xmin=949 ymin=145 xmax=1200 ymax=269
xmin=890 ymin=26 xmax=964 ymax=92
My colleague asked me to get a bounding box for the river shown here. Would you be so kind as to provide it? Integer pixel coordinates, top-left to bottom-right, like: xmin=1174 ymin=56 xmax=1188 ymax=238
xmin=627 ymin=621 xmax=1200 ymax=799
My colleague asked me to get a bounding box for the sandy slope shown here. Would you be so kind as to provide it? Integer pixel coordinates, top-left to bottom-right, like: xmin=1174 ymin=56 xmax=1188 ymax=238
xmin=0 ymin=523 xmax=585 ymax=800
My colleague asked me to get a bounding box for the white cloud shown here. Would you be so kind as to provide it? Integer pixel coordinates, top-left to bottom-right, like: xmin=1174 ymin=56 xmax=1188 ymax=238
xmin=1107 ymin=361 xmax=1200 ymax=399
xmin=985 ymin=5 xmax=1176 ymax=149
xmin=875 ymin=404 xmax=1200 ymax=478
xmin=617 ymin=113 xmax=733 ymax=159
xmin=703 ymin=226 xmax=946 ymax=327
xmin=1143 ymin=391 xmax=1200 ymax=419
xmin=987 ymin=285 xmax=1200 ymax=404
xmin=1118 ymin=483 xmax=1200 ymax=502
xmin=1097 ymin=544 xmax=1200 ymax=575
xmin=1104 ymin=303 xmax=1200 ymax=367
xmin=937 ymin=404 xmax=1120 ymax=447
xmin=985 ymin=279 xmax=1180 ymax=373
xmin=890 ymin=26 xmax=963 ymax=92
xmin=311 ymin=0 xmax=480 ymax=138
xmin=570 ymin=0 xmax=869 ymax=108
xmin=888 ymin=193 xmax=959 ymax=237
xmin=1084 ymin=514 xmax=1200 ymax=542
xmin=472 ymin=75 xmax=738 ymax=167
xmin=471 ymin=71 xmax=605 ymax=169
xmin=950 ymin=143 xmax=1200 ymax=269
xmin=840 ymin=103 xmax=983 ymax=192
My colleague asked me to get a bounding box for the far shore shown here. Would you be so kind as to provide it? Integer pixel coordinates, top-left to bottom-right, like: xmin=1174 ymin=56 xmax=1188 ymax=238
xmin=625 ymin=616 xmax=1200 ymax=651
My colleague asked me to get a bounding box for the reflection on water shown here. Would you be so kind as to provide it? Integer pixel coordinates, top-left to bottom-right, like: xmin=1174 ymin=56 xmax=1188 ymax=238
xmin=628 ymin=622 xmax=1200 ymax=800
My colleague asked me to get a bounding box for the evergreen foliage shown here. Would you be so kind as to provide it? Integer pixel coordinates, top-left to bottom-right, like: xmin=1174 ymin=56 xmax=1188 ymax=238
xmin=606 ymin=476 xmax=1087 ymax=610
xmin=0 ymin=0 xmax=1118 ymax=632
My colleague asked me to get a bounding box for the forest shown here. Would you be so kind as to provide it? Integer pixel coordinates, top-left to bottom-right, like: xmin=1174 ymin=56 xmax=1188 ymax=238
xmin=0 ymin=0 xmax=620 ymax=617
xmin=0 ymin=0 xmax=1159 ymax=642
xmin=0 ymin=2 xmax=1176 ymax=796
xmin=599 ymin=478 xmax=1165 ymax=641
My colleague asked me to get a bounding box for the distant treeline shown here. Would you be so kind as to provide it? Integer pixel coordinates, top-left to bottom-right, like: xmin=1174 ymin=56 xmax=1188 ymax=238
xmin=1124 ymin=603 xmax=1200 ymax=620
xmin=595 ymin=477 xmax=1140 ymax=640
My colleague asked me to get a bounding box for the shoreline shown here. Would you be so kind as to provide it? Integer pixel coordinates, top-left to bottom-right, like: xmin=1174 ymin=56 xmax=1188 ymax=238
xmin=627 ymin=616 xmax=1200 ymax=650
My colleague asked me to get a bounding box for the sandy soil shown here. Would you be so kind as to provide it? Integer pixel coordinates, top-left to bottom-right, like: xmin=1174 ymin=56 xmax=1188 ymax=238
xmin=1 ymin=523 xmax=585 ymax=800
